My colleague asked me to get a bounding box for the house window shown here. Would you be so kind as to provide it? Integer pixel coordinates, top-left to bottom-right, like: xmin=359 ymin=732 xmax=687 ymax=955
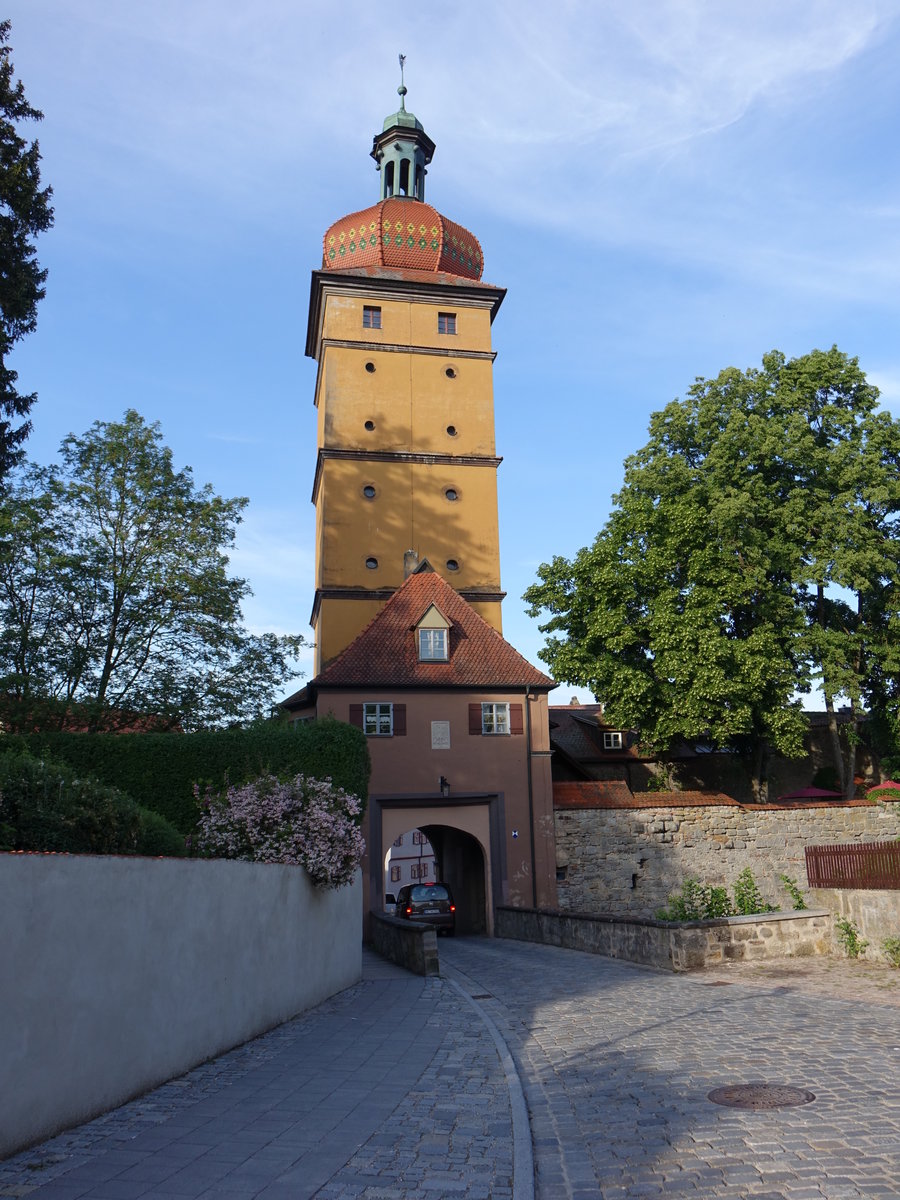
xmin=482 ymin=703 xmax=510 ymax=735
xmin=603 ymin=732 xmax=624 ymax=750
xmin=438 ymin=312 xmax=456 ymax=335
xmin=413 ymin=830 xmax=425 ymax=845
xmin=390 ymin=865 xmax=401 ymax=882
xmin=418 ymin=627 xmax=448 ymax=661
xmin=419 ymin=861 xmax=429 ymax=879
xmin=393 ymin=834 xmax=403 ymax=847
xmin=363 ymin=305 xmax=382 ymax=329
xmin=364 ymin=702 xmax=393 ymax=736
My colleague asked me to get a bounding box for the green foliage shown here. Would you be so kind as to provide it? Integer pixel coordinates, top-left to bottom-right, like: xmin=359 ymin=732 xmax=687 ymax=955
xmin=656 ymin=879 xmax=735 ymax=921
xmin=525 ymin=348 xmax=900 ymax=798
xmin=0 ymin=411 xmax=306 ymax=731
xmin=137 ymin=809 xmax=187 ymax=857
xmin=733 ymin=867 xmax=779 ymax=915
xmin=779 ymin=874 xmax=808 ymax=910
xmin=881 ymin=937 xmax=900 ymax=968
xmin=834 ymin=916 xmax=869 ymax=959
xmin=658 ymin=869 xmax=782 ymax=920
xmin=0 ymin=21 xmax=54 ymax=480
xmin=23 ymin=717 xmax=370 ymax=834
xmin=0 ymin=749 xmax=183 ymax=855
xmin=645 ymin=772 xmax=673 ymax=793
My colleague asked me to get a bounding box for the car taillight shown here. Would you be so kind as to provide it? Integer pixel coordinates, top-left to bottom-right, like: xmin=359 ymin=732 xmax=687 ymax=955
xmin=405 ymin=906 xmax=412 ymax=915
xmin=450 ymin=905 xmax=456 ymax=912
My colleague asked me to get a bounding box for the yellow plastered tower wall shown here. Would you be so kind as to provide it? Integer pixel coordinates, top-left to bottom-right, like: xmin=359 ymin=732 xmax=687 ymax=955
xmin=305 ymin=98 xmax=508 ymax=672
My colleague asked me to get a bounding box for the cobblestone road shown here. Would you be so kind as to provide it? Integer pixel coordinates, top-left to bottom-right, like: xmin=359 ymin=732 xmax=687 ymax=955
xmin=3 ymin=941 xmax=899 ymax=1200
xmin=442 ymin=938 xmax=900 ymax=1200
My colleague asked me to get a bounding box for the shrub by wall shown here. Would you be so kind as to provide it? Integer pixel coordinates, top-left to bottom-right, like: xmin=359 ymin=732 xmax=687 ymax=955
xmin=21 ymin=718 xmax=370 ymax=834
xmin=0 ymin=751 xmax=184 ymax=856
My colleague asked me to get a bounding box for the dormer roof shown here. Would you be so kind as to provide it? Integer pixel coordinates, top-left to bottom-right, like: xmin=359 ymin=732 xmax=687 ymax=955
xmin=302 ymin=565 xmax=553 ymax=692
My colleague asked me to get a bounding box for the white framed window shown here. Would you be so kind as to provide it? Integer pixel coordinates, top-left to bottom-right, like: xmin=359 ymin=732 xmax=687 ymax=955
xmin=364 ymin=702 xmax=393 ymax=736
xmin=482 ymin=702 xmax=510 ymax=735
xmin=363 ymin=305 xmax=382 ymax=329
xmin=418 ymin=627 xmax=448 ymax=660
xmin=390 ymin=865 xmax=401 ymax=882
xmin=603 ymin=732 xmax=623 ymax=750
xmin=413 ymin=830 xmax=425 ymax=845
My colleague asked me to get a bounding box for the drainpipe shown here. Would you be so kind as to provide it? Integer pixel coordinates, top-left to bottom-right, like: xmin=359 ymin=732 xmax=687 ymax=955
xmin=525 ymin=687 xmax=537 ymax=909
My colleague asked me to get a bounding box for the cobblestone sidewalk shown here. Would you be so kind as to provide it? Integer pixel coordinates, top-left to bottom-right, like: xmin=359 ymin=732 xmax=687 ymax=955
xmin=0 ymin=959 xmax=513 ymax=1200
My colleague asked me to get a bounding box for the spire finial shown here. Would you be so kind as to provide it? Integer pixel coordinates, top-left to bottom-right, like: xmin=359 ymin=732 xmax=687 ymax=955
xmin=398 ymin=53 xmax=407 ymax=110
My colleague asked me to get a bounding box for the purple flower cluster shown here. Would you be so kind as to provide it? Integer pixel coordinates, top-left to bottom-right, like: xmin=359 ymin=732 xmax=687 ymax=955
xmin=194 ymin=774 xmax=365 ymax=890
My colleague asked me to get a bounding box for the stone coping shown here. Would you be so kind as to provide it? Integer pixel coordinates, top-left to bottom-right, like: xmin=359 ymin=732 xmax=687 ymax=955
xmin=497 ymin=904 xmax=831 ymax=930
xmin=553 ymin=783 xmax=876 ymax=812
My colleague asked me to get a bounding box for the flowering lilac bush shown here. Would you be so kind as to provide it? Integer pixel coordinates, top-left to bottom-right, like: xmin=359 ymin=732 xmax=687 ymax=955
xmin=195 ymin=773 xmax=365 ymax=890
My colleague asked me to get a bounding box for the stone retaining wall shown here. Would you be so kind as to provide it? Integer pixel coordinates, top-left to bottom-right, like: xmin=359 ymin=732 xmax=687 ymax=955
xmin=370 ymin=911 xmax=440 ymax=976
xmin=554 ymin=791 xmax=897 ymax=917
xmin=496 ymin=906 xmax=832 ymax=972
xmin=810 ymin=887 xmax=900 ymax=966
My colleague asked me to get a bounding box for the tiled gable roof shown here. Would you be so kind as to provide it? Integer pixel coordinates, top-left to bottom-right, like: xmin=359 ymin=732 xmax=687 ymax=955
xmin=312 ymin=567 xmax=553 ymax=690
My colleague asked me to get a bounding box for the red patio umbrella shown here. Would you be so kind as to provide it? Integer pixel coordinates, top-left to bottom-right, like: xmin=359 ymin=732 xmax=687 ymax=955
xmin=776 ymin=785 xmax=843 ymax=800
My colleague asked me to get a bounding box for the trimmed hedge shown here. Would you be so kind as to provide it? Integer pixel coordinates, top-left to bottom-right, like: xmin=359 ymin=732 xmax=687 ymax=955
xmin=0 ymin=750 xmax=185 ymax=856
xmin=20 ymin=718 xmax=370 ymax=835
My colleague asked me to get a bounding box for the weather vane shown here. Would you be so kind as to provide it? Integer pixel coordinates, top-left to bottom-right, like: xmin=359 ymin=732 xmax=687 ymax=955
xmin=398 ymin=53 xmax=407 ymax=109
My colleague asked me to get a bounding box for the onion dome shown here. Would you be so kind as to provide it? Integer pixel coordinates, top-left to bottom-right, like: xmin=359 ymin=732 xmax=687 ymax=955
xmin=321 ymin=61 xmax=484 ymax=282
xmin=323 ymin=197 xmax=483 ymax=280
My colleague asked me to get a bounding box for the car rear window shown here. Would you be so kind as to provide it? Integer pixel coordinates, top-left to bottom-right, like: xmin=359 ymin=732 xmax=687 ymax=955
xmin=410 ymin=884 xmax=449 ymax=902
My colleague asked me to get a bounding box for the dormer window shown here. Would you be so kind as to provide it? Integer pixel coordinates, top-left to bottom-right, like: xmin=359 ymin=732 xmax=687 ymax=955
xmin=603 ymin=732 xmax=624 ymax=750
xmin=418 ymin=627 xmax=447 ymax=661
xmin=415 ymin=603 xmax=450 ymax=661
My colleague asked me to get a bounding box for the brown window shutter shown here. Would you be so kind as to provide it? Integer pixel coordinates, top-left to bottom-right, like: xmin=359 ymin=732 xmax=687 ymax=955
xmin=349 ymin=704 xmax=363 ymax=729
xmin=510 ymin=703 xmax=524 ymax=735
xmin=469 ymin=703 xmax=482 ymax=735
xmin=393 ymin=704 xmax=406 ymax=736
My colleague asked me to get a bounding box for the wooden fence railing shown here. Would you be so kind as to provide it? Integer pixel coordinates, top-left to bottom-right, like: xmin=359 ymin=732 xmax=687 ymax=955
xmin=805 ymin=841 xmax=900 ymax=890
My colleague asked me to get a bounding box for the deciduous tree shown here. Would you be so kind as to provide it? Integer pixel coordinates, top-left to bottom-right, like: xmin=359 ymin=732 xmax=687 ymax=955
xmin=0 ymin=410 xmax=305 ymax=730
xmin=525 ymin=348 xmax=900 ymax=798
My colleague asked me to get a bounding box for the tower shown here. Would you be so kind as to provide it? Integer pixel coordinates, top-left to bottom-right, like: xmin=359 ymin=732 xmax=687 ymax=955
xmin=306 ymin=81 xmax=507 ymax=672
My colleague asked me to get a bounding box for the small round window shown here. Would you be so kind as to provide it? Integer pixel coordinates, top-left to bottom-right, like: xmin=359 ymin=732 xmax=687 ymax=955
xmin=365 ymin=362 xmax=376 ymax=374
xmin=445 ymin=367 xmax=457 ymax=379
xmin=445 ymin=488 xmax=458 ymax=502
xmin=365 ymin=556 xmax=378 ymax=570
xmin=364 ymin=420 xmax=375 ymax=431
xmin=446 ymin=559 xmax=460 ymax=572
xmin=362 ymin=485 xmax=376 ymax=499
xmin=446 ymin=425 xmax=457 ymax=437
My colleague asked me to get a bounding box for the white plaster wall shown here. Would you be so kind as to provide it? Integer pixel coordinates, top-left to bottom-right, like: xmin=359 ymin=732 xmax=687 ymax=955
xmin=0 ymin=854 xmax=361 ymax=1158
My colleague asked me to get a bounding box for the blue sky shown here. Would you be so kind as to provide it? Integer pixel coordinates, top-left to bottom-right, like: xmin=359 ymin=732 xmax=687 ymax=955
xmin=7 ymin=1 xmax=900 ymax=705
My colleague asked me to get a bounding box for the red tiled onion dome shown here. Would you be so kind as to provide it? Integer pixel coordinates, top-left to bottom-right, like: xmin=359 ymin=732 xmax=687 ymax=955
xmin=322 ymin=197 xmax=483 ymax=281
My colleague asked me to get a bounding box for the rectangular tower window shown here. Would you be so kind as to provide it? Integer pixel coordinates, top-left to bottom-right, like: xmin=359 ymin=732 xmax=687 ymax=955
xmin=437 ymin=312 xmax=456 ymax=335
xmin=363 ymin=305 xmax=382 ymax=329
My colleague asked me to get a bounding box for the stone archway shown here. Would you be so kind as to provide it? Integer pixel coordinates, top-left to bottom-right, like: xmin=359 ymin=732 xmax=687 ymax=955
xmin=419 ymin=824 xmax=487 ymax=935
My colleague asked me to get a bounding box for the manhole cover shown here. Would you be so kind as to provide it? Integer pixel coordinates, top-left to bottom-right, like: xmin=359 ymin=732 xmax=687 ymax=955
xmin=708 ymin=1084 xmax=815 ymax=1110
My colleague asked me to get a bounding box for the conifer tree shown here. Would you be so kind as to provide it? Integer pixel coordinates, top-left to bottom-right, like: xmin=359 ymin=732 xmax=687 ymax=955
xmin=0 ymin=20 xmax=53 ymax=482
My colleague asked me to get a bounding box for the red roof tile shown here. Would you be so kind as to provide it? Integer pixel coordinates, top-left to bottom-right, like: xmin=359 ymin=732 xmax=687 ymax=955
xmin=312 ymin=567 xmax=553 ymax=690
xmin=322 ymin=198 xmax=483 ymax=281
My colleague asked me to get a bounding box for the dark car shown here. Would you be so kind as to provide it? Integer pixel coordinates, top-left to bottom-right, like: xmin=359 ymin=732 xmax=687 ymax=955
xmin=394 ymin=882 xmax=455 ymax=935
